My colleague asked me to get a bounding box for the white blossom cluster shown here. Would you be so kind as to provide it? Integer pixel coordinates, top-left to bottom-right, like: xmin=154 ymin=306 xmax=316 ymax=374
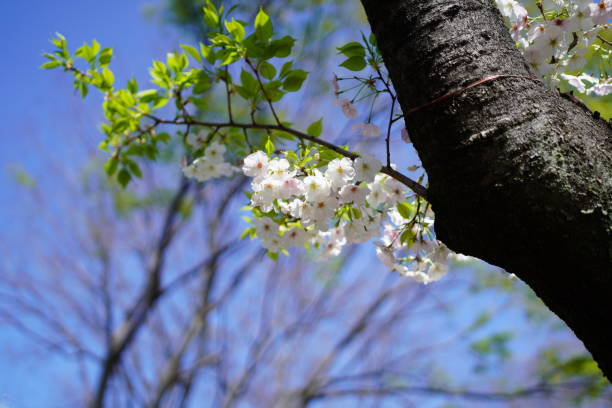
xmin=182 ymin=140 xmax=239 ymax=182
xmin=241 ymin=150 xmax=451 ymax=283
xmin=496 ymin=0 xmax=612 ymax=95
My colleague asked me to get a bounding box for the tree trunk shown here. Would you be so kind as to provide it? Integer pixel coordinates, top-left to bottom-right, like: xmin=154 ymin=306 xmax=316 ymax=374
xmin=360 ymin=0 xmax=612 ymax=378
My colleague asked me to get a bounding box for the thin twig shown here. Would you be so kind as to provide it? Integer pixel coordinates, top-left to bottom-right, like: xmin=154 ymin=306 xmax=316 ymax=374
xmin=385 ymin=96 xmax=396 ymax=168
xmin=224 ymin=66 xmax=234 ymax=124
xmin=598 ymin=35 xmax=612 ymax=47
xmin=149 ymin=117 xmax=428 ymax=199
xmin=246 ymin=58 xmax=282 ymax=125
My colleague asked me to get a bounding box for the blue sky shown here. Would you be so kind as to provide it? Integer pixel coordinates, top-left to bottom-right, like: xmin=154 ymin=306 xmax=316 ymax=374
xmin=0 ymin=2 xmax=175 ymax=406
xmin=0 ymin=0 xmax=175 ymax=197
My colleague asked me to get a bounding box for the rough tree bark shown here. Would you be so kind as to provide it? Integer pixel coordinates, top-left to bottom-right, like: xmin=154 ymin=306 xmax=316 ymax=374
xmin=360 ymin=0 xmax=612 ymax=378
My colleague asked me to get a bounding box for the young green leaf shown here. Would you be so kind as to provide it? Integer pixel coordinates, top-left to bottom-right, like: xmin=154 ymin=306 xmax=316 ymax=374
xmin=270 ymin=36 xmax=295 ymax=58
xmin=259 ymin=61 xmax=276 ymax=80
xmin=263 ymin=80 xmax=284 ymax=102
xmin=193 ymin=72 xmax=212 ymax=94
xmin=105 ymin=157 xmax=119 ymax=177
xmin=240 ymin=69 xmax=259 ymax=97
xmin=126 ymin=159 xmax=143 ymax=179
xmin=78 ymin=81 xmax=88 ymax=98
xmin=225 ymin=19 xmax=245 ymax=42
xmin=279 ymin=61 xmax=293 ymax=78
xmin=117 ymin=168 xmax=132 ymax=188
xmin=337 ymin=42 xmax=366 ymax=58
xmin=99 ymin=48 xmax=113 ymax=66
xmin=397 ymin=202 xmax=412 ymax=219
xmin=199 ymin=43 xmax=216 ymax=64
xmin=240 ymin=227 xmax=255 ymax=240
xmin=254 ymin=8 xmax=273 ymax=42
xmin=127 ymin=78 xmax=138 ymax=93
xmin=181 ymin=44 xmax=201 ymax=62
xmin=102 ymin=67 xmax=115 ymax=86
xmin=307 ymin=118 xmax=323 ymax=137
xmin=90 ymin=40 xmax=101 ymax=58
xmin=40 ymin=60 xmax=61 ymax=69
xmin=265 ymin=137 xmax=275 ymax=156
xmin=340 ymin=56 xmax=366 ymax=71
xmin=282 ymin=69 xmax=308 ymax=92
xmin=400 ymin=229 xmax=413 ymax=246
xmin=369 ymin=32 xmax=377 ymax=46
xmin=203 ymin=1 xmax=219 ymax=28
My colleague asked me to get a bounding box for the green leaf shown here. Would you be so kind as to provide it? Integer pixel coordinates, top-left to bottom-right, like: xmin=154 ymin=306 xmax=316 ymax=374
xmin=104 ymin=157 xmax=119 ymax=176
xmin=399 ymin=229 xmax=413 ymax=246
xmin=225 ymin=18 xmax=245 ymax=42
xmin=240 ymin=227 xmax=252 ymax=240
xmin=156 ymin=132 xmax=171 ymax=144
xmin=150 ymin=60 xmax=172 ymax=88
xmin=270 ymin=36 xmax=295 ymax=58
xmin=240 ymin=69 xmax=259 ymax=98
xmin=91 ymin=40 xmax=101 ymax=59
xmin=75 ymin=44 xmax=90 ymax=60
xmin=219 ymin=50 xmax=241 ymax=66
xmin=259 ymin=61 xmax=276 ymax=80
xmin=181 ymin=44 xmax=201 ymax=62
xmin=340 ymin=56 xmax=366 ymax=71
xmin=137 ymin=89 xmax=158 ymax=102
xmin=193 ymin=71 xmax=212 ymax=94
xmin=117 ymin=168 xmax=131 ymax=188
xmin=263 ymin=80 xmax=284 ymax=102
xmin=126 ymin=160 xmax=143 ymax=178
xmin=127 ymin=78 xmax=138 ymax=93
xmin=78 ymin=81 xmax=88 ymax=98
xmin=190 ymin=96 xmax=207 ymax=110
xmin=203 ymin=1 xmax=219 ymax=28
xmin=265 ymin=137 xmax=275 ymax=156
xmin=279 ymin=61 xmax=293 ymax=78
xmin=307 ymin=118 xmax=323 ymax=137
xmin=210 ymin=33 xmax=232 ymax=47
xmin=254 ymin=8 xmax=273 ymax=42
xmin=282 ymin=69 xmax=308 ymax=92
xmin=199 ymin=43 xmax=216 ymax=64
xmin=167 ymin=52 xmax=186 ymax=73
xmin=369 ymin=32 xmax=377 ymax=46
xmin=40 ymin=60 xmax=61 ymax=69
xmin=102 ymin=67 xmax=115 ymax=86
xmin=285 ymin=150 xmax=298 ymax=162
xmin=397 ymin=202 xmax=412 ymax=219
xmin=234 ymin=85 xmax=249 ymax=100
xmin=337 ymin=42 xmax=365 ymax=58
xmin=267 ymin=251 xmax=279 ymax=261
xmin=99 ymin=48 xmax=113 ymax=66
xmin=243 ymin=35 xmax=263 ymax=59
xmin=51 ymin=32 xmax=66 ymax=49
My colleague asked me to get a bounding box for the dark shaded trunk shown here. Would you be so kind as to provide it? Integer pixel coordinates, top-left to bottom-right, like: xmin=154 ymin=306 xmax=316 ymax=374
xmin=360 ymin=0 xmax=612 ymax=378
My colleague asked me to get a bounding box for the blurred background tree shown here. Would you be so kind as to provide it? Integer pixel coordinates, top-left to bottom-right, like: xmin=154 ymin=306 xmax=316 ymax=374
xmin=0 ymin=0 xmax=610 ymax=407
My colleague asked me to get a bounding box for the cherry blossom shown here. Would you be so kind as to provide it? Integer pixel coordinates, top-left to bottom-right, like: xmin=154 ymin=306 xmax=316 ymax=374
xmin=352 ymin=122 xmax=381 ymax=138
xmin=242 ymin=151 xmax=269 ymax=179
xmin=325 ymin=158 xmax=355 ymax=189
xmin=354 ymin=154 xmax=382 ymax=183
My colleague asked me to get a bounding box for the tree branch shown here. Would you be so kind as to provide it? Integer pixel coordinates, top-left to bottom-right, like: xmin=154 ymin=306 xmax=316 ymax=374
xmin=150 ymin=116 xmax=428 ymax=199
